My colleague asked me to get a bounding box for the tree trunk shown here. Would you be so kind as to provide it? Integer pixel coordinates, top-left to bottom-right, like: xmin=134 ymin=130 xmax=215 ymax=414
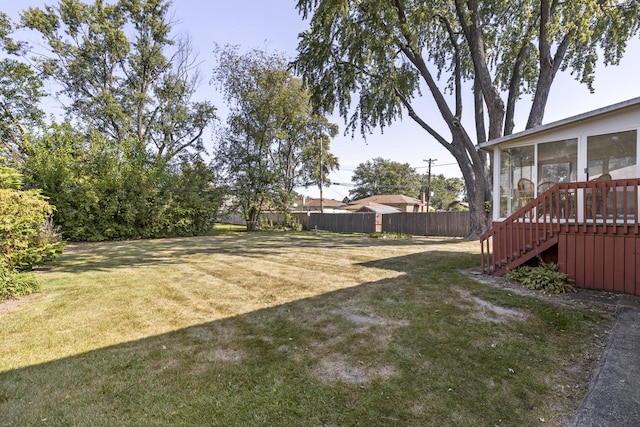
xmin=246 ymin=206 xmax=259 ymax=231
xmin=447 ymin=138 xmax=490 ymax=239
xmin=468 ymin=175 xmax=490 ymax=240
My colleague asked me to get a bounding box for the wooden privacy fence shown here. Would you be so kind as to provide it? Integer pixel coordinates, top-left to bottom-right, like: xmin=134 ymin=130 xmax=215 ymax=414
xmin=220 ymin=211 xmax=470 ymax=237
xmin=382 ymin=212 xmax=470 ymax=237
xmin=305 ymin=213 xmax=378 ymax=234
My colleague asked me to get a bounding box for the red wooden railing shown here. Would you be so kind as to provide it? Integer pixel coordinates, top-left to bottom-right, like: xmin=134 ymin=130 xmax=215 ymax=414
xmin=480 ymin=178 xmax=640 ymax=275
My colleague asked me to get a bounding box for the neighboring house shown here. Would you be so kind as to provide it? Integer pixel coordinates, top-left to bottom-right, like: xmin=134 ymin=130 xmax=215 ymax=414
xmin=299 ymin=197 xmax=345 ymax=212
xmin=354 ymin=204 xmax=401 ymax=214
xmin=348 ymin=194 xmax=425 ymax=212
xmin=479 ymin=97 xmax=640 ymax=296
xmin=446 ymin=201 xmax=469 ymax=212
xmin=353 ymin=204 xmax=401 ymax=233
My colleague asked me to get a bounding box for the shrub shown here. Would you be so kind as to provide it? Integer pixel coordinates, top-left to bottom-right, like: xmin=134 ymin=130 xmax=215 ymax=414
xmin=0 ymin=163 xmax=64 ymax=300
xmin=0 ymin=188 xmax=64 ymax=270
xmin=504 ymin=261 xmax=575 ymax=294
xmin=369 ymin=232 xmax=412 ymax=239
xmin=1 ymin=163 xmax=64 ymax=271
xmin=0 ymin=262 xmax=41 ymax=300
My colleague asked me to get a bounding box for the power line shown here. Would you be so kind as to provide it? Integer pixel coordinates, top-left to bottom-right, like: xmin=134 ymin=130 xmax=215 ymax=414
xmin=414 ymin=162 xmax=458 ymax=169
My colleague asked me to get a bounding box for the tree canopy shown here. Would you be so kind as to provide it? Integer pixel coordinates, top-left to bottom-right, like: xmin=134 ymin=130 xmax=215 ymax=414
xmin=212 ymin=46 xmax=338 ymax=230
xmin=294 ymin=0 xmax=640 ymax=237
xmin=8 ymin=0 xmax=223 ymax=240
xmin=428 ymin=174 xmax=465 ymax=211
xmin=0 ymin=13 xmax=44 ymax=164
xmin=21 ymin=0 xmax=216 ymax=167
xmin=349 ymin=157 xmax=421 ymax=200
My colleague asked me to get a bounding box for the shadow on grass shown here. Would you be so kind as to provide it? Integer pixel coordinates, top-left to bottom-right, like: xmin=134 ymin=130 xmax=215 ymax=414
xmin=1 ymin=243 xmax=604 ymax=426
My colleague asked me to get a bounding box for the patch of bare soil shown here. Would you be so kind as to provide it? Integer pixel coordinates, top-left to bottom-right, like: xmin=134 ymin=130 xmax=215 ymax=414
xmin=461 ymin=268 xmax=623 ymax=426
xmin=340 ymin=310 xmax=409 ymax=328
xmin=454 ymin=287 xmax=529 ymax=323
xmin=208 ymin=348 xmax=244 ymax=362
xmin=0 ymin=294 xmax=42 ymax=315
xmin=305 ymin=310 xmax=408 ymax=384
xmin=313 ymin=354 xmax=398 ymax=384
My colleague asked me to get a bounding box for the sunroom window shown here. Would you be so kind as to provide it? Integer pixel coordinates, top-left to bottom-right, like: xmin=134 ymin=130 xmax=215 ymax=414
xmin=499 ymin=145 xmax=534 ymax=217
xmin=537 ymin=138 xmax=578 ymax=192
xmin=587 ymin=130 xmax=637 ymax=180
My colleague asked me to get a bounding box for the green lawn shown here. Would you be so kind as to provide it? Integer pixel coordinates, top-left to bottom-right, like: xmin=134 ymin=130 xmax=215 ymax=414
xmin=0 ymin=231 xmax=609 ymax=426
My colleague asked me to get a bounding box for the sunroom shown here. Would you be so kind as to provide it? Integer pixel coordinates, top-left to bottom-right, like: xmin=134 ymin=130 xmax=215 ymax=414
xmin=479 ymin=97 xmax=640 ymax=296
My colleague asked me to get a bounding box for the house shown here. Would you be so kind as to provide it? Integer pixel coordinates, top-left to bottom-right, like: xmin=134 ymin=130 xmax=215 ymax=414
xmin=300 ymin=197 xmax=345 ymax=212
xmin=479 ymin=97 xmax=640 ymax=296
xmin=446 ymin=201 xmax=469 ymax=212
xmin=288 ymin=197 xmax=345 ymax=212
xmin=348 ymin=194 xmax=425 ymax=212
xmin=354 ymin=204 xmax=401 ymax=214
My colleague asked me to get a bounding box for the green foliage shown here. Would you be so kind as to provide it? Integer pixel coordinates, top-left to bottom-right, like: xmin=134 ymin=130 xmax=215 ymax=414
xmin=0 ymin=163 xmax=61 ymax=299
xmin=161 ymin=161 xmax=223 ymax=237
xmin=260 ymin=215 xmax=304 ymax=232
xmin=368 ymin=232 xmax=412 ymax=239
xmin=427 ymin=174 xmax=466 ymax=211
xmin=212 ymin=46 xmax=338 ymax=230
xmin=504 ymin=261 xmax=575 ymax=294
xmin=349 ymin=157 xmax=421 ymax=200
xmin=0 ymin=163 xmax=23 ymax=189
xmin=0 ymin=14 xmax=40 ymax=164
xmin=0 ymin=12 xmax=27 ymax=54
xmin=7 ymin=0 xmax=223 ymax=241
xmin=294 ymin=0 xmax=640 ymax=236
xmin=0 ymin=187 xmax=64 ymax=270
xmin=23 ymin=124 xmax=223 ymax=241
xmin=21 ymin=0 xmax=216 ymax=167
xmin=0 ymin=58 xmax=45 ymax=163
xmin=0 ymin=262 xmax=40 ymax=300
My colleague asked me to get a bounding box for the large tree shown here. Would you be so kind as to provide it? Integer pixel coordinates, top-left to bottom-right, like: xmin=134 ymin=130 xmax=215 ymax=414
xmin=11 ymin=1 xmax=223 ymax=240
xmin=427 ymin=174 xmax=465 ymax=211
xmin=21 ymin=0 xmax=216 ymax=167
xmin=0 ymin=13 xmax=45 ymax=164
xmin=212 ymin=46 xmax=338 ymax=230
xmin=294 ymin=0 xmax=640 ymax=237
xmin=349 ymin=157 xmax=422 ymax=200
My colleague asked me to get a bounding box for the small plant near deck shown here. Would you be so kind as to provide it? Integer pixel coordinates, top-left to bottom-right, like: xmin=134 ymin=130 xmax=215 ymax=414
xmin=505 ymin=261 xmax=575 ymax=294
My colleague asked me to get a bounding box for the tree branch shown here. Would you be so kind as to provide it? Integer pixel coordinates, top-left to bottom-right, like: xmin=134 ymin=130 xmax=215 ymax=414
xmin=454 ymin=0 xmax=505 ymax=139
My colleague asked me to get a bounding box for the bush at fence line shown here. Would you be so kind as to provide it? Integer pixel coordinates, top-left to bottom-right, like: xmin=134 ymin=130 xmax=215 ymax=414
xmin=369 ymin=232 xmax=412 ymax=239
xmin=259 ymin=214 xmax=303 ymax=231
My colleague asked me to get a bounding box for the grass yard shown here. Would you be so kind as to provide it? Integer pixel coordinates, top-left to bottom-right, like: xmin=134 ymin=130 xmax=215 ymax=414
xmin=0 ymin=230 xmax=609 ymax=426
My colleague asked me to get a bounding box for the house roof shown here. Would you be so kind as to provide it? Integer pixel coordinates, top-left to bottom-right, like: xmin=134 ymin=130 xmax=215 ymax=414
xmin=350 ymin=194 xmax=423 ymax=206
xmin=356 ymin=205 xmax=401 ymax=214
xmin=479 ymin=97 xmax=640 ymax=150
xmin=344 ymin=201 xmax=387 ymax=211
xmin=303 ymin=198 xmax=344 ymax=207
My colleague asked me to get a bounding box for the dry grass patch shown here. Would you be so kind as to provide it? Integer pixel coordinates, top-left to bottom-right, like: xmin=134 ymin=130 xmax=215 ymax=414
xmin=454 ymin=287 xmax=530 ymax=323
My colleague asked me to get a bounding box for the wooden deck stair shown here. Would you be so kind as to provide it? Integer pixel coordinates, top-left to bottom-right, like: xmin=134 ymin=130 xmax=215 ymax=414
xmin=481 ymin=178 xmax=640 ymax=281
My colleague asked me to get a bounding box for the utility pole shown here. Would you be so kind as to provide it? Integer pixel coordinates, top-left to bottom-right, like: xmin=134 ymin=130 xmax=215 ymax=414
xmin=319 ymin=138 xmax=324 ymax=213
xmin=424 ymin=158 xmax=437 ymax=213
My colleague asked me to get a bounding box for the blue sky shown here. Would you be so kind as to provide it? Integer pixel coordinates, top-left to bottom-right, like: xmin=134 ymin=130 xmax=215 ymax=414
xmin=4 ymin=1 xmax=640 ymax=201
